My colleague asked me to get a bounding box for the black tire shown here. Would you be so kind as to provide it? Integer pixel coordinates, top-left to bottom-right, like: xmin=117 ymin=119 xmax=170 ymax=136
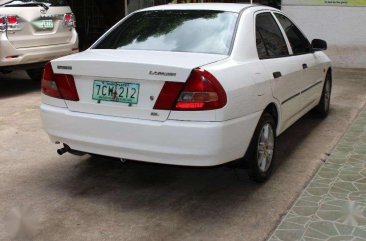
xmin=315 ymin=72 xmax=332 ymax=118
xmin=244 ymin=112 xmax=277 ymax=183
xmin=27 ymin=68 xmax=43 ymax=81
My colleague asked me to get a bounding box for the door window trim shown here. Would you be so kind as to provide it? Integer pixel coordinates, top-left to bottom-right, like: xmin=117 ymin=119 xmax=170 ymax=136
xmin=271 ymin=11 xmax=313 ymax=56
xmin=254 ymin=10 xmax=292 ymax=60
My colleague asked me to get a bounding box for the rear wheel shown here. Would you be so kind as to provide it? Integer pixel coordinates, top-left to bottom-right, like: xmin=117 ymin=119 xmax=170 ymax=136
xmin=244 ymin=113 xmax=276 ymax=183
xmin=27 ymin=68 xmax=43 ymax=82
xmin=315 ymin=72 xmax=332 ymax=118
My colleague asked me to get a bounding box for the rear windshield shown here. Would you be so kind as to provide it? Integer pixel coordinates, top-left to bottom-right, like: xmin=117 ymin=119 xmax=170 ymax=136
xmin=94 ymin=10 xmax=238 ymax=55
xmin=0 ymin=0 xmax=68 ymax=6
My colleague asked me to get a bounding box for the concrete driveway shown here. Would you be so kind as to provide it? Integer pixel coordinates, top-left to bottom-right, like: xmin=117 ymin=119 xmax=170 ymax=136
xmin=1 ymin=69 xmax=366 ymax=241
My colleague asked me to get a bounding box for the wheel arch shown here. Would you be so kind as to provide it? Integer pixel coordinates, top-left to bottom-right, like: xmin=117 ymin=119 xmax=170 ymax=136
xmin=263 ymin=102 xmax=281 ymax=134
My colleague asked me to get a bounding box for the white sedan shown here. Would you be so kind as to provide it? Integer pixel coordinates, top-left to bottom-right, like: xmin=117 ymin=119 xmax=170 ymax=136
xmin=41 ymin=3 xmax=332 ymax=182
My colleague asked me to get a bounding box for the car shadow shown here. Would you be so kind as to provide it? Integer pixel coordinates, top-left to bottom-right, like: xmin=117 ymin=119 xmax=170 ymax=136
xmin=0 ymin=71 xmax=40 ymax=98
xmin=275 ymin=111 xmax=325 ymax=169
xmin=45 ymin=155 xmax=258 ymax=227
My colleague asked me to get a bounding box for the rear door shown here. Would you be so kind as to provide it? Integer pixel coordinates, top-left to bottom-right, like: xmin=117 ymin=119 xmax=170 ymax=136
xmin=255 ymin=12 xmax=304 ymax=126
xmin=2 ymin=0 xmax=73 ymax=48
xmin=273 ymin=13 xmax=323 ymax=107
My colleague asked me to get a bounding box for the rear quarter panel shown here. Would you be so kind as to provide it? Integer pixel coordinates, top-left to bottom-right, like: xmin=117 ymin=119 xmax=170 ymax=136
xmin=204 ymin=59 xmax=272 ymax=121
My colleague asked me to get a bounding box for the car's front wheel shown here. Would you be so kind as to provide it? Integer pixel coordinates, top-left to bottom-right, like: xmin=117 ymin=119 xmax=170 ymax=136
xmin=27 ymin=68 xmax=43 ymax=81
xmin=245 ymin=113 xmax=277 ymax=183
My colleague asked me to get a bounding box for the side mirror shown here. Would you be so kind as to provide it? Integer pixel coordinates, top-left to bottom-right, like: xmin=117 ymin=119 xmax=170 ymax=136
xmin=311 ymin=39 xmax=327 ymax=51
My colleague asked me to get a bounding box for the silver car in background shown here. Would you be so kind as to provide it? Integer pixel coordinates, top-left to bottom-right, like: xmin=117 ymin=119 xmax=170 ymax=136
xmin=0 ymin=0 xmax=78 ymax=81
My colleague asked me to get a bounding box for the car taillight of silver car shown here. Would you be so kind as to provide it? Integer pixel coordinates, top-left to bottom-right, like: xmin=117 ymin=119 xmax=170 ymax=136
xmin=0 ymin=13 xmax=75 ymax=32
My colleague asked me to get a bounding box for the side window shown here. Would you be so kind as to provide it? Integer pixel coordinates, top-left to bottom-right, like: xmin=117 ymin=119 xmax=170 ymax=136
xmin=255 ymin=12 xmax=289 ymax=59
xmin=256 ymin=30 xmax=267 ymax=59
xmin=274 ymin=13 xmax=311 ymax=55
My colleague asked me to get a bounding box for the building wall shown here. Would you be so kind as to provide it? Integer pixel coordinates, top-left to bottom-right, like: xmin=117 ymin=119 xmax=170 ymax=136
xmin=282 ymin=4 xmax=366 ymax=68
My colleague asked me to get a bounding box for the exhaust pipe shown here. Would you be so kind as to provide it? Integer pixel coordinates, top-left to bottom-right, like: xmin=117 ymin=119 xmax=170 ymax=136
xmin=57 ymin=147 xmax=68 ymax=155
xmin=57 ymin=144 xmax=86 ymax=156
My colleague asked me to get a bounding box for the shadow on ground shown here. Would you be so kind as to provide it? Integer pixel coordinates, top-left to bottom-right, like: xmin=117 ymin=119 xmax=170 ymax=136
xmin=276 ymin=111 xmax=326 ymax=164
xmin=0 ymin=71 xmax=40 ymax=98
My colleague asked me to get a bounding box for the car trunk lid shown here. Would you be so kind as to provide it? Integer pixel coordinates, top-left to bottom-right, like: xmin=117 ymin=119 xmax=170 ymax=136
xmin=52 ymin=49 xmax=228 ymax=121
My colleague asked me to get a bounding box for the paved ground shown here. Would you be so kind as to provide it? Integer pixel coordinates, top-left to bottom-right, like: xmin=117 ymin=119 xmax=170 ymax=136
xmin=269 ymin=107 xmax=366 ymax=241
xmin=0 ymin=69 xmax=366 ymax=241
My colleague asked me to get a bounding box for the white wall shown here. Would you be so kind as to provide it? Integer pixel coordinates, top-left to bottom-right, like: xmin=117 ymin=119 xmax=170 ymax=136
xmin=282 ymin=6 xmax=366 ymax=68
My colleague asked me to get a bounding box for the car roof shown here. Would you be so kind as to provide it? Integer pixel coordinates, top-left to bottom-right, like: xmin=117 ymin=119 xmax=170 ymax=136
xmin=140 ymin=3 xmax=257 ymax=13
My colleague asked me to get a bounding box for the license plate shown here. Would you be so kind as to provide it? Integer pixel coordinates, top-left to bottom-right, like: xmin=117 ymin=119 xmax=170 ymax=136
xmin=92 ymin=80 xmax=140 ymax=104
xmin=32 ymin=20 xmax=54 ymax=30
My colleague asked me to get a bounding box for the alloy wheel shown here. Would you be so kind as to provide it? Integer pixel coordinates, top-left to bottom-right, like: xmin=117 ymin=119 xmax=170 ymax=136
xmin=257 ymin=123 xmax=274 ymax=172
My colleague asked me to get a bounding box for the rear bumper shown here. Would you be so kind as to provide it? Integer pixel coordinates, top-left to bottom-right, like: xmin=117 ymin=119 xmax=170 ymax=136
xmin=41 ymin=104 xmax=261 ymax=167
xmin=0 ymin=30 xmax=78 ymax=70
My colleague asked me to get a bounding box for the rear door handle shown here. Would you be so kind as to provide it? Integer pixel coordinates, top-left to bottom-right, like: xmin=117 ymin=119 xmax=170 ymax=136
xmin=303 ymin=63 xmax=308 ymax=69
xmin=273 ymin=71 xmax=282 ymax=79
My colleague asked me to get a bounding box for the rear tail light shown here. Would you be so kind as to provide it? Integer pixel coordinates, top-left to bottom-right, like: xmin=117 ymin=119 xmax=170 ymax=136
xmin=64 ymin=13 xmax=76 ymax=28
xmin=41 ymin=62 xmax=79 ymax=101
xmin=7 ymin=15 xmax=17 ymax=25
xmin=153 ymin=68 xmax=227 ymax=111
xmin=0 ymin=16 xmax=4 ymax=31
xmin=0 ymin=15 xmax=20 ymax=31
xmin=153 ymin=82 xmax=184 ymax=110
